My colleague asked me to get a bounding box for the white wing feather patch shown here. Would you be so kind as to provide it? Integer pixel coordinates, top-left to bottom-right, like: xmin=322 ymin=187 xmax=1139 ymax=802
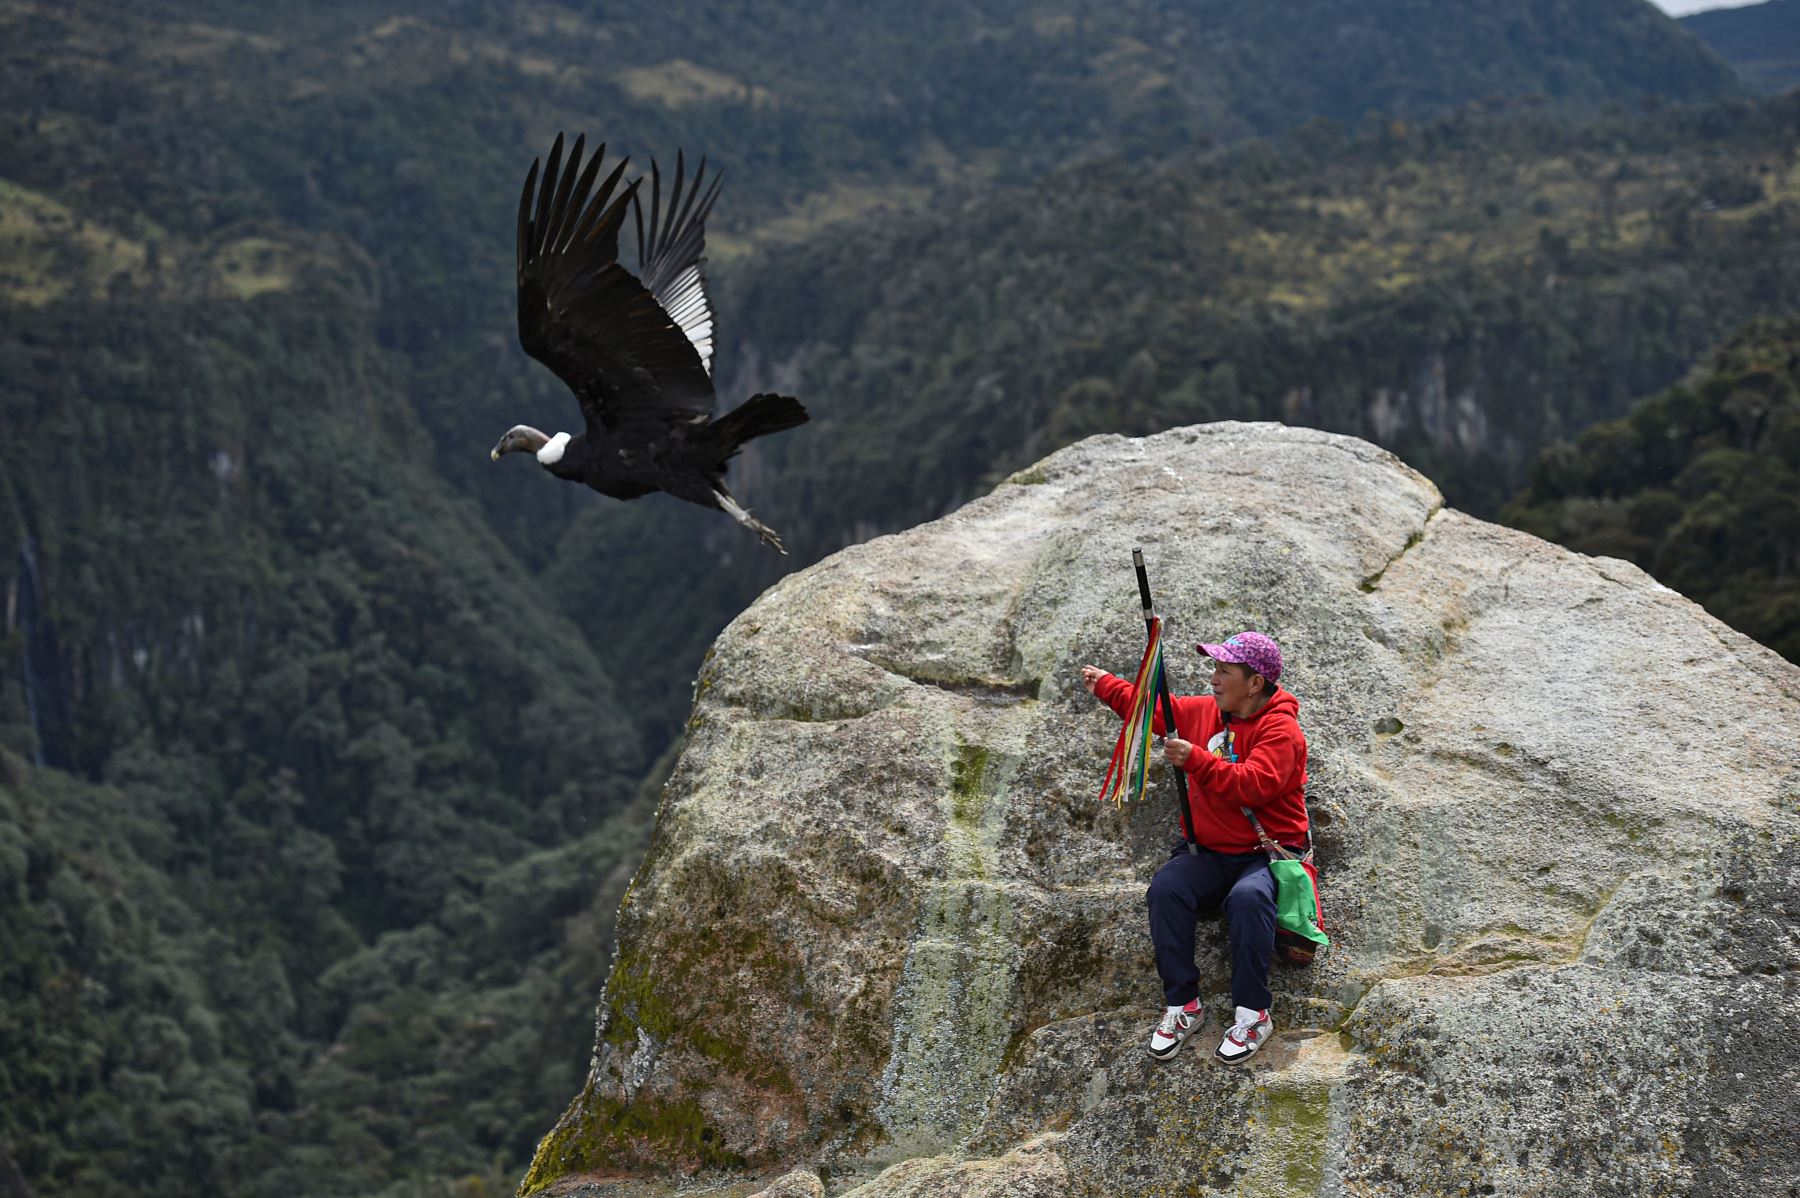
xmin=660 ymin=263 xmax=715 ymax=376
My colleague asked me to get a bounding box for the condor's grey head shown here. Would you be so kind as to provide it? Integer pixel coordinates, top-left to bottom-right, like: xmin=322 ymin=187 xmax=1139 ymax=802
xmin=489 ymin=425 xmax=569 ymax=464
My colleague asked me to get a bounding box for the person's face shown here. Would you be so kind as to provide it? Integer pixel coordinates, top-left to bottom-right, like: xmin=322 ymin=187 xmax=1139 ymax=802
xmin=1209 ymin=660 xmax=1261 ymax=714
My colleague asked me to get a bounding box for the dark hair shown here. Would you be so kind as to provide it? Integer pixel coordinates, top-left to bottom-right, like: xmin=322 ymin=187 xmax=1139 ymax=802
xmin=1222 ymin=661 xmax=1272 ymax=696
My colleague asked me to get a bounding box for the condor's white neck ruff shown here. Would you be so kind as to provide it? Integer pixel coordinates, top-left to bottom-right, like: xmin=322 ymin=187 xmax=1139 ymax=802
xmin=536 ymin=432 xmax=572 ymax=465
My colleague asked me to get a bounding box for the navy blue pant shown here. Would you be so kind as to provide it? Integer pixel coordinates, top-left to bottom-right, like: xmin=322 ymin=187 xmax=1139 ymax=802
xmin=1146 ymin=842 xmax=1277 ymax=1011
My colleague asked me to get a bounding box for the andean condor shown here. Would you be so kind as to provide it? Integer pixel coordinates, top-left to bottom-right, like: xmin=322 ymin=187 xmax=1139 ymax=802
xmin=491 ymin=133 xmax=808 ymax=553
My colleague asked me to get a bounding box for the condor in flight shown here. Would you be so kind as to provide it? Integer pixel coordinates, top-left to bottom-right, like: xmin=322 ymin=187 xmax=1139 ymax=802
xmin=491 ymin=133 xmax=808 ymax=553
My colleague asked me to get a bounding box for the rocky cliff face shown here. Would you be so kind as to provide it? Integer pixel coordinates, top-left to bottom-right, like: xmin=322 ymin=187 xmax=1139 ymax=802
xmin=521 ymin=423 xmax=1800 ymax=1198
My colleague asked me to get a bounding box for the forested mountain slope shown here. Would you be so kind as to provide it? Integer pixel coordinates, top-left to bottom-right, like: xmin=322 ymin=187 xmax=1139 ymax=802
xmin=726 ymin=98 xmax=1800 ymax=522
xmin=1683 ymin=0 xmax=1800 ymax=95
xmin=0 ymin=218 xmax=653 ymax=1195
xmin=1 ymin=0 xmax=1746 ymax=551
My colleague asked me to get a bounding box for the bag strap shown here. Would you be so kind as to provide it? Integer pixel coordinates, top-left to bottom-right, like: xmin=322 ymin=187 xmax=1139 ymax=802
xmin=1241 ymin=804 xmax=1294 ymax=861
xmin=1222 ymin=712 xmax=1309 ymax=864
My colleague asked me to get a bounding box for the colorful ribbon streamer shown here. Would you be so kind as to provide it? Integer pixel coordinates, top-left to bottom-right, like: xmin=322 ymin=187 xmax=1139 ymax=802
xmin=1098 ymin=616 xmax=1166 ymax=807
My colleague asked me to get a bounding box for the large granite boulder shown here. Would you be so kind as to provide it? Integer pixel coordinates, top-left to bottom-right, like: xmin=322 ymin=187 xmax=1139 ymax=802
xmin=520 ymin=423 xmax=1800 ymax=1198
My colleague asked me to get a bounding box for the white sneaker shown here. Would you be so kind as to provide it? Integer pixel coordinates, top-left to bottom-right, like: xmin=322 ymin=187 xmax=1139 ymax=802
xmin=1215 ymin=1005 xmax=1272 ymax=1064
xmin=1148 ymin=999 xmax=1201 ymax=1059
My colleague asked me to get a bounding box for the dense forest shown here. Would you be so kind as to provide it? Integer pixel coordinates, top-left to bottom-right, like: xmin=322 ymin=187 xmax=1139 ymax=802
xmin=1506 ymin=315 xmax=1800 ymax=662
xmin=0 ymin=0 xmax=1793 ymax=1195
xmin=0 ymin=246 xmax=655 ymax=1195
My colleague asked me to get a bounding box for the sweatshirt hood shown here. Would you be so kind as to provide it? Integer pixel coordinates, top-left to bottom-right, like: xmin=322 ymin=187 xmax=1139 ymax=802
xmin=1229 ymin=685 xmax=1298 ymax=724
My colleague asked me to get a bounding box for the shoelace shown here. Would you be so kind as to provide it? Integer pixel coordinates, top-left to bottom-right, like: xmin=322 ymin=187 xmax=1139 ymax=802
xmin=1157 ymin=1009 xmax=1189 ymax=1037
xmin=1227 ymin=1014 xmax=1264 ymax=1044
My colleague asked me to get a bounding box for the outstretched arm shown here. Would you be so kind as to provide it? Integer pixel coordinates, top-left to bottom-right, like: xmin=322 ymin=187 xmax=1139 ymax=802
xmin=1086 ymin=666 xmax=1191 ymax=736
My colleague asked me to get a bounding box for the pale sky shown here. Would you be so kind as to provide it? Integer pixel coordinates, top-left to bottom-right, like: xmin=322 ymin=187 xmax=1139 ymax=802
xmin=1652 ymin=0 xmax=1764 ymax=15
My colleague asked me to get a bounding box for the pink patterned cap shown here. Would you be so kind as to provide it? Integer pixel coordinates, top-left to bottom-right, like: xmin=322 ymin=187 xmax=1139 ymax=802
xmin=1197 ymin=631 xmax=1283 ymax=683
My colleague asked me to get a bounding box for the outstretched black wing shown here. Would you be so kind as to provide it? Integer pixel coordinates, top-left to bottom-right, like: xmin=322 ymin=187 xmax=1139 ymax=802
xmin=515 ymin=133 xmax=716 ymax=437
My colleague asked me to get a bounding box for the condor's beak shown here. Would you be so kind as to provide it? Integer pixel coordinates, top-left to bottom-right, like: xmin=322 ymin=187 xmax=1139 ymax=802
xmin=490 ymin=447 xmax=501 ymax=461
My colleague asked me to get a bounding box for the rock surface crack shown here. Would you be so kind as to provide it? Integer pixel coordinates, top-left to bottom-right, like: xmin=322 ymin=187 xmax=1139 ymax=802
xmin=1358 ymin=502 xmax=1445 ymax=592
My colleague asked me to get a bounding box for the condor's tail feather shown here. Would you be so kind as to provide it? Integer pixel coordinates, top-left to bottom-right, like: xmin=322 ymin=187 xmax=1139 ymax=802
xmin=708 ymin=393 xmax=809 ymax=460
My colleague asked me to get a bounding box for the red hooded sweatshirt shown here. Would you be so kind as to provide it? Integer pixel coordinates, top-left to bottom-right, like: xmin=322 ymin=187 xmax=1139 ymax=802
xmin=1094 ymin=672 xmax=1309 ymax=853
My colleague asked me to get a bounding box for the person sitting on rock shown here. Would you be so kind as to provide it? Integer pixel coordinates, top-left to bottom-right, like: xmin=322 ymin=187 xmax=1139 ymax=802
xmin=1080 ymin=630 xmax=1309 ymax=1064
